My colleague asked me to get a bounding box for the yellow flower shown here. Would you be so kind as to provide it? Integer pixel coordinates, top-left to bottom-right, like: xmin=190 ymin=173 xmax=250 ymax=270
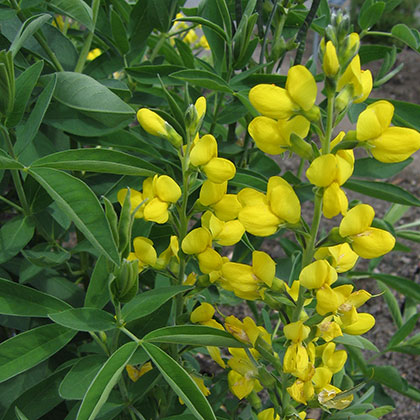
xmin=197 ymin=247 xmax=223 ymax=274
xmin=137 ymin=109 xmax=182 ymax=147
xmin=314 ymin=243 xmax=358 ymax=273
xmin=323 ymin=41 xmax=339 ymax=77
xmin=283 ymin=343 xmax=309 ymax=377
xmin=321 ymin=342 xmax=347 ymax=374
xmin=132 ymin=236 xmax=157 ymax=270
xmin=248 ymin=115 xmax=310 ymax=155
xmin=337 ymin=55 xmax=372 ymax=103
xmin=284 ymin=320 xmax=310 ymax=343
xmin=249 ymin=65 xmax=317 ymax=119
xmin=117 ymin=188 xmax=145 ymax=219
xmin=356 ymin=100 xmax=420 ymax=163
xmin=199 ymin=35 xmax=210 ymax=50
xmin=258 ymin=408 xmax=279 ymax=420
xmin=190 ymin=302 xmax=215 ymax=323
xmin=190 ymin=134 xmax=217 ymax=167
xmin=339 ymin=204 xmax=395 ymax=258
xmin=306 ymin=151 xmax=354 ymax=218
xmin=201 ymin=211 xmax=245 ymax=246
xmin=212 ymin=194 xmax=242 ymax=221
xmin=155 ymin=236 xmax=179 ymax=269
xmin=126 ymin=362 xmax=152 ymax=382
xmin=199 ymin=180 xmax=227 ymax=206
xmin=299 ymin=260 xmax=337 ymax=290
xmin=87 ymin=48 xmax=102 ymax=61
xmin=317 ymin=316 xmax=343 ymax=342
xmin=228 ymin=370 xmax=262 ymax=399
xmin=318 ymin=384 xmax=353 ymax=409
xmin=287 ymin=378 xmax=314 ymax=405
xmin=181 ymin=227 xmax=212 ymax=255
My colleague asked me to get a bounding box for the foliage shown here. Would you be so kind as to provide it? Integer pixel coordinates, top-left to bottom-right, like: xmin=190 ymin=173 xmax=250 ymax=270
xmin=0 ymin=0 xmax=420 ymax=419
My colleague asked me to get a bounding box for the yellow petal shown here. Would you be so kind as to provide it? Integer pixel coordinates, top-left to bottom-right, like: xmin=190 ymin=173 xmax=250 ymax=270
xmin=248 ymin=116 xmax=286 ymax=154
xmin=306 ymin=155 xmax=337 ymax=187
xmin=351 ymin=227 xmax=395 ymax=259
xmin=238 ymin=204 xmax=281 ymax=236
xmin=228 ymin=370 xmax=254 ymax=399
xmin=258 ymin=408 xmax=279 ymax=420
xmin=316 ymin=243 xmax=358 ymax=273
xmin=267 ymin=176 xmax=301 ymax=224
xmin=190 ymin=134 xmax=217 ymax=166
xmin=249 ymin=84 xmax=295 ymax=119
xmin=154 ymin=175 xmax=181 ymax=203
xmin=353 ymin=69 xmax=372 ymax=103
xmin=370 ymin=126 xmax=420 ymax=163
xmin=143 ymin=198 xmax=169 ymax=223
xmin=316 ymin=285 xmax=340 ymax=315
xmin=312 ymin=366 xmax=333 ymax=390
xmin=117 ymin=188 xmax=145 ymax=218
xmin=198 ymin=248 xmax=223 ymax=273
xmin=252 ymin=250 xmax=275 ymax=287
xmin=323 ymin=41 xmax=339 ymax=77
xmin=284 ymin=320 xmax=310 ymax=343
xmin=213 ymin=220 xmax=245 ymax=246
xmin=238 ymin=188 xmax=267 ymax=207
xmin=203 ymin=157 xmax=236 ymax=184
xmin=190 ymin=302 xmax=215 ymax=323
xmin=207 ymin=345 xmax=226 ymax=368
xmin=212 ymin=194 xmax=242 ymax=221
xmin=181 ymin=227 xmax=212 ymax=255
xmin=339 ymin=204 xmax=374 ymax=237
xmin=356 ymin=100 xmax=394 ymax=141
xmin=323 ymin=183 xmax=348 ymax=219
xmin=299 ymin=260 xmax=337 ymax=290
xmin=343 ymin=312 xmax=375 ymax=335
xmin=195 ymin=96 xmax=206 ymax=119
xmin=199 ymin=180 xmax=227 ymax=206
xmin=133 ymin=236 xmax=157 ymax=266
xmin=278 ymin=115 xmax=311 ymax=142
xmin=137 ymin=108 xmax=167 ymax=137
xmin=286 ymin=65 xmax=317 ymax=111
xmin=335 ymin=151 xmax=354 ymax=185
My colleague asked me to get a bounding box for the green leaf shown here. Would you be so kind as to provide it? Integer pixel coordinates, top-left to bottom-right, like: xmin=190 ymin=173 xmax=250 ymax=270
xmin=391 ymin=24 xmax=419 ymax=51
xmin=59 ymin=355 xmax=107 ymax=400
xmin=52 ymin=72 xmax=135 ymax=126
xmin=230 ymin=168 xmax=267 ymax=191
xmin=377 ymin=282 xmax=403 ymax=328
xmin=147 ymin=0 xmax=177 ymax=33
xmin=6 ymin=60 xmax=44 ymax=128
xmin=386 ymin=313 xmax=420 ymax=350
xmin=174 ymin=16 xmax=227 ymax=42
xmin=22 ymin=248 xmax=70 ymax=267
xmin=14 ymin=74 xmax=57 ymax=157
xmin=142 ymin=342 xmax=217 ymax=420
xmin=334 ymin=334 xmax=379 ymax=352
xmin=9 ymin=14 xmax=52 ymax=58
xmin=121 ymin=286 xmax=193 ymax=323
xmin=396 ymin=230 xmax=420 ymax=243
xmin=111 ymin=9 xmax=129 ymax=55
xmin=370 ymin=365 xmax=408 ymax=392
xmin=171 ymin=69 xmax=233 ymax=93
xmin=49 ymin=308 xmax=116 ymax=332
xmin=143 ymin=325 xmax=247 ymax=347
xmin=343 ymin=179 xmax=420 ymax=206
xmin=49 ymin=0 xmax=94 ymax=31
xmin=0 ymin=324 xmax=76 ymax=383
xmin=0 ymin=216 xmax=35 ymax=264
xmin=0 ymin=278 xmax=70 ymax=317
xmin=14 ymin=407 xmax=29 ymax=420
xmin=77 ymin=342 xmax=137 ymax=420
xmin=28 ymin=167 xmax=120 ymax=265
xmin=353 ymin=157 xmax=412 ymax=179
xmin=368 ymin=406 xmax=394 ymax=418
xmin=31 ymin=148 xmax=159 ymax=175
xmin=368 ymin=272 xmax=420 ymax=301
xmin=85 ymin=255 xmax=112 ymax=309
xmin=2 ymin=367 xmax=70 ymax=420
xmin=215 ymin=0 xmax=232 ymax=40
xmin=358 ymin=2 xmax=385 ymax=30
xmin=0 ymin=153 xmax=24 ymax=169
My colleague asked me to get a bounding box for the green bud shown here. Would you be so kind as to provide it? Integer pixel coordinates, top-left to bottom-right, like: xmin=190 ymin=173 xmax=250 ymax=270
xmin=335 ymin=85 xmax=353 ymax=113
xmin=289 ymin=133 xmax=314 ymax=160
xmin=185 ymin=103 xmax=198 ymax=136
xmin=118 ymin=188 xmax=133 ymax=258
xmin=103 ymin=196 xmax=119 ymax=246
xmin=109 ymin=259 xmax=139 ymax=303
xmin=247 ymin=390 xmax=262 ymax=410
xmin=258 ymin=367 xmax=276 ymax=388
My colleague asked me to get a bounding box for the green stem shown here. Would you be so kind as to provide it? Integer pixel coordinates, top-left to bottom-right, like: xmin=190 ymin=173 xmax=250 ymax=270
xmin=296 ymin=157 xmax=305 ymax=179
xmin=209 ymin=93 xmax=223 ymax=134
xmin=267 ymin=11 xmax=287 ymax=74
xmin=301 ymin=188 xmax=323 ymax=267
xmin=9 ymin=0 xmax=64 ymax=72
xmin=119 ymin=326 xmax=141 ymax=344
xmin=149 ymin=32 xmax=167 ymax=62
xmin=89 ymin=331 xmax=110 ymax=356
xmin=322 ymin=93 xmax=335 ymax=154
xmin=0 ymin=195 xmax=23 ymax=212
xmin=74 ymin=0 xmax=101 ymax=73
xmin=0 ymin=125 xmax=30 ymax=215
xmin=360 ymin=30 xmax=393 ymax=39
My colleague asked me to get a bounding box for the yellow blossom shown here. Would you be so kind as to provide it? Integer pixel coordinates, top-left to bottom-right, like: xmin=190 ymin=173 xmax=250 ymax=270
xmin=299 ymin=260 xmax=337 ymax=290
xmin=258 ymin=408 xmax=280 ymax=420
xmin=126 ymin=362 xmax=152 ymax=382
xmin=249 ymin=65 xmax=317 ymax=120
xmin=339 ymin=204 xmax=395 ymax=258
xmin=132 ymin=236 xmax=157 ymax=270
xmin=190 ymin=302 xmax=215 ymax=323
xmin=323 ymin=41 xmax=339 ymax=77
xmin=356 ymin=100 xmax=420 ymax=162
xmin=314 ymin=243 xmax=358 ymax=273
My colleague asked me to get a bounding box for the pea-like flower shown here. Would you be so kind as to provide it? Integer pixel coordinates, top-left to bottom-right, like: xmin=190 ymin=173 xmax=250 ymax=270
xmin=339 ymin=204 xmax=395 ymax=258
xmin=356 ymin=100 xmax=420 ymax=163
xmin=306 ymin=149 xmax=354 ymax=218
xmin=322 ymin=41 xmax=339 ymax=77
xmin=248 ymin=115 xmax=310 ymax=155
xmin=249 ymin=65 xmax=318 ymax=120
xmin=238 ymin=177 xmax=301 ymax=237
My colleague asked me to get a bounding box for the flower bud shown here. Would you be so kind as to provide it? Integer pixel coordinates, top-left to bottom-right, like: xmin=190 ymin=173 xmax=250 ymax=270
xmin=323 ymin=41 xmax=339 ymax=77
xmin=110 ymin=258 xmax=139 ymax=303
